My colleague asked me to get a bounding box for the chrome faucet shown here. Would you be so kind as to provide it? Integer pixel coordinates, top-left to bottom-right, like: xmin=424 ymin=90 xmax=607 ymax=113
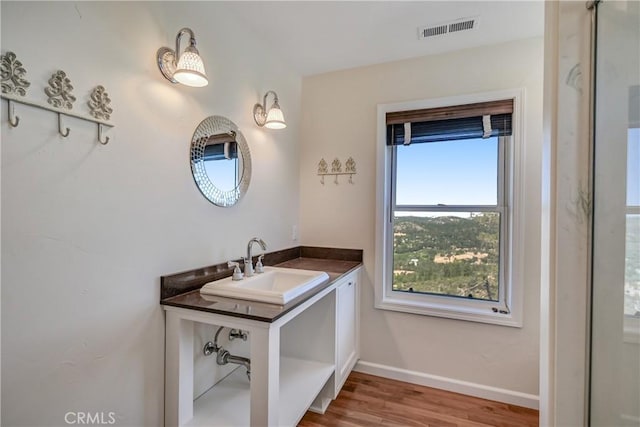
xmin=245 ymin=237 xmax=267 ymax=277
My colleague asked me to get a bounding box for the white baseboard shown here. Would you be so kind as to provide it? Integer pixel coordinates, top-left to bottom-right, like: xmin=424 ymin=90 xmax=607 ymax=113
xmin=354 ymin=360 xmax=539 ymax=410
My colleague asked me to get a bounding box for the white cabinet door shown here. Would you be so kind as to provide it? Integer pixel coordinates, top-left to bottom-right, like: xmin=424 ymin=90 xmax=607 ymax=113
xmin=335 ymin=269 xmax=359 ymax=395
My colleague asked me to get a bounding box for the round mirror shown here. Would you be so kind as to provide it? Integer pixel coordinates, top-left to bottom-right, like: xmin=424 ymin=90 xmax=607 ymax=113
xmin=190 ymin=116 xmax=251 ymax=207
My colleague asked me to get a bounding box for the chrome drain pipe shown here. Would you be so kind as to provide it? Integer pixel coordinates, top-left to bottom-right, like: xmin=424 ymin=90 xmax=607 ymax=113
xmin=216 ymin=349 xmax=251 ymax=381
xmin=203 ymin=326 xmax=251 ymax=381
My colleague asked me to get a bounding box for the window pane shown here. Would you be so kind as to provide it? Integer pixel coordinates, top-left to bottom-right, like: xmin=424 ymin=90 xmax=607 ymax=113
xmin=204 ymin=157 xmax=241 ymax=192
xmin=625 ymin=129 xmax=640 ymax=317
xmin=392 ymin=211 xmax=500 ymax=301
xmin=395 ymin=137 xmax=498 ymax=206
xmin=628 ymin=128 xmax=639 ymax=206
xmin=626 ymin=213 xmax=640 ymax=317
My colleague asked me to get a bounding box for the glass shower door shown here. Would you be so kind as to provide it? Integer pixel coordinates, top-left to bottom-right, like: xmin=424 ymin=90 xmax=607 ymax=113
xmin=590 ymin=1 xmax=640 ymax=425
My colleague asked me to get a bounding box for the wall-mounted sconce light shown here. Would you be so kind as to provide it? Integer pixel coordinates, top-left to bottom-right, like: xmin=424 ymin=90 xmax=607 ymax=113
xmin=157 ymin=27 xmax=208 ymax=88
xmin=253 ymin=91 xmax=286 ymax=129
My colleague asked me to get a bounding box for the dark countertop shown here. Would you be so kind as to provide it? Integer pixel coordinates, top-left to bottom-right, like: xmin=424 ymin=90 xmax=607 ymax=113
xmin=160 ymin=251 xmax=362 ymax=323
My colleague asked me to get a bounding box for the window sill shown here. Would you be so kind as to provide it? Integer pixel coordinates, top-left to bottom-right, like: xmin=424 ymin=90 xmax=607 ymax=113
xmin=375 ymin=293 xmax=523 ymax=328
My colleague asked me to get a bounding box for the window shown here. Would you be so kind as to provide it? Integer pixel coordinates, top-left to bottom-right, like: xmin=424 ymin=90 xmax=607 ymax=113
xmin=203 ymin=134 xmax=242 ymax=192
xmin=375 ymin=90 xmax=524 ymax=327
xmin=624 ymin=125 xmax=640 ymax=342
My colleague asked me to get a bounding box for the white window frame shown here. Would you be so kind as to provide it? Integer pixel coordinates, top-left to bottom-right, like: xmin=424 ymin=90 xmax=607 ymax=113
xmin=374 ymin=89 xmax=525 ymax=327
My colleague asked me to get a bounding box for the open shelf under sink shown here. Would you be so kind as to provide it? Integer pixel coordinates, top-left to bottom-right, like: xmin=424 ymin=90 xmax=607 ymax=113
xmin=184 ymin=357 xmax=335 ymax=427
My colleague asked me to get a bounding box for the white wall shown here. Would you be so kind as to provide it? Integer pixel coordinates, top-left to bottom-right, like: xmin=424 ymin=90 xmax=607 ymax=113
xmin=300 ymin=37 xmax=543 ymax=400
xmin=1 ymin=2 xmax=301 ymax=426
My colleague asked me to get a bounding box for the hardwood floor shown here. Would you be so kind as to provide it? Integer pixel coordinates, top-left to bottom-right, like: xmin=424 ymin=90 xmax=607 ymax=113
xmin=299 ymin=372 xmax=538 ymax=427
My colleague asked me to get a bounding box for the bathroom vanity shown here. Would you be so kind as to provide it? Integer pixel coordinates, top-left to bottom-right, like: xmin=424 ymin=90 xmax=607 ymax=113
xmin=160 ymin=247 xmax=362 ymax=427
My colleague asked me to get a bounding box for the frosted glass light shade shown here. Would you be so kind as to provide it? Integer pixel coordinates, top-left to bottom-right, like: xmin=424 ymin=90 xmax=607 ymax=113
xmin=252 ymin=91 xmax=287 ymax=129
xmin=265 ymin=106 xmax=286 ymax=129
xmin=173 ymin=48 xmax=208 ymax=87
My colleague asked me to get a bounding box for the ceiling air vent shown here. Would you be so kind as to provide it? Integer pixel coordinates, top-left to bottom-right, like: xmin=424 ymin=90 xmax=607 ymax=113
xmin=418 ymin=16 xmax=480 ymax=40
xmin=422 ymin=24 xmax=448 ymax=38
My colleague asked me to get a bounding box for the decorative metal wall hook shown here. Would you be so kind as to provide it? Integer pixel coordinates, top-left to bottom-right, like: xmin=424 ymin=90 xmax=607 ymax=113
xmin=331 ymin=158 xmax=342 ymax=185
xmin=88 ymin=86 xmax=112 ymax=120
xmin=45 ymin=70 xmax=75 ymax=110
xmin=317 ymin=156 xmax=357 ymax=185
xmin=318 ymin=158 xmax=328 ymax=185
xmin=97 ymin=123 xmax=109 ymax=145
xmin=2 ymin=51 xmax=28 ymax=128
xmin=7 ymin=99 xmax=19 ymax=127
xmin=0 ymin=51 xmax=115 ymax=144
xmin=345 ymin=157 xmax=356 ymax=184
xmin=1 ymin=51 xmax=31 ymax=97
xmin=57 ymin=113 xmax=70 ymax=137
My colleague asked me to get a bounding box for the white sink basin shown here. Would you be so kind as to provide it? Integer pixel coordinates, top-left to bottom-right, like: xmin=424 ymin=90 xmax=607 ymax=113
xmin=200 ymin=266 xmax=330 ymax=305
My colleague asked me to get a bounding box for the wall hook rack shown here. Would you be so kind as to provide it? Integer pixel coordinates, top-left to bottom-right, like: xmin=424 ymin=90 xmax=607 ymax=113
xmin=317 ymin=157 xmax=357 ymax=185
xmin=1 ymin=51 xmax=114 ymax=144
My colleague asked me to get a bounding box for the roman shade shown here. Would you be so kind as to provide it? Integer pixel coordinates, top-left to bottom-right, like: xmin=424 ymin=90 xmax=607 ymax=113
xmin=203 ymin=133 xmax=238 ymax=161
xmin=386 ymin=99 xmax=513 ymax=146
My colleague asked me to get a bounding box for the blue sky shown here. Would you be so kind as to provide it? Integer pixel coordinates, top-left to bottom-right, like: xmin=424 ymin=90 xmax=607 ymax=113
xmin=628 ymin=128 xmax=639 ymax=206
xmin=394 ymin=129 xmax=639 ymax=207
xmin=395 ymin=137 xmax=498 ymax=206
xmin=204 ymin=159 xmax=239 ymax=191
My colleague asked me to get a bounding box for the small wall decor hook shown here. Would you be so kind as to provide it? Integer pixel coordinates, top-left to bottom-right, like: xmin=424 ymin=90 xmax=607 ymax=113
xmin=7 ymin=100 xmax=20 ymax=127
xmin=57 ymin=113 xmax=70 ymax=137
xmin=97 ymin=123 xmax=110 ymax=145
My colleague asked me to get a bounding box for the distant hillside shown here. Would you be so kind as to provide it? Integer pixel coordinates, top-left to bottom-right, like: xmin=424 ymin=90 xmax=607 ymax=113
xmin=393 ymin=214 xmax=500 ymax=301
xmin=625 ymin=214 xmax=640 ymax=316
